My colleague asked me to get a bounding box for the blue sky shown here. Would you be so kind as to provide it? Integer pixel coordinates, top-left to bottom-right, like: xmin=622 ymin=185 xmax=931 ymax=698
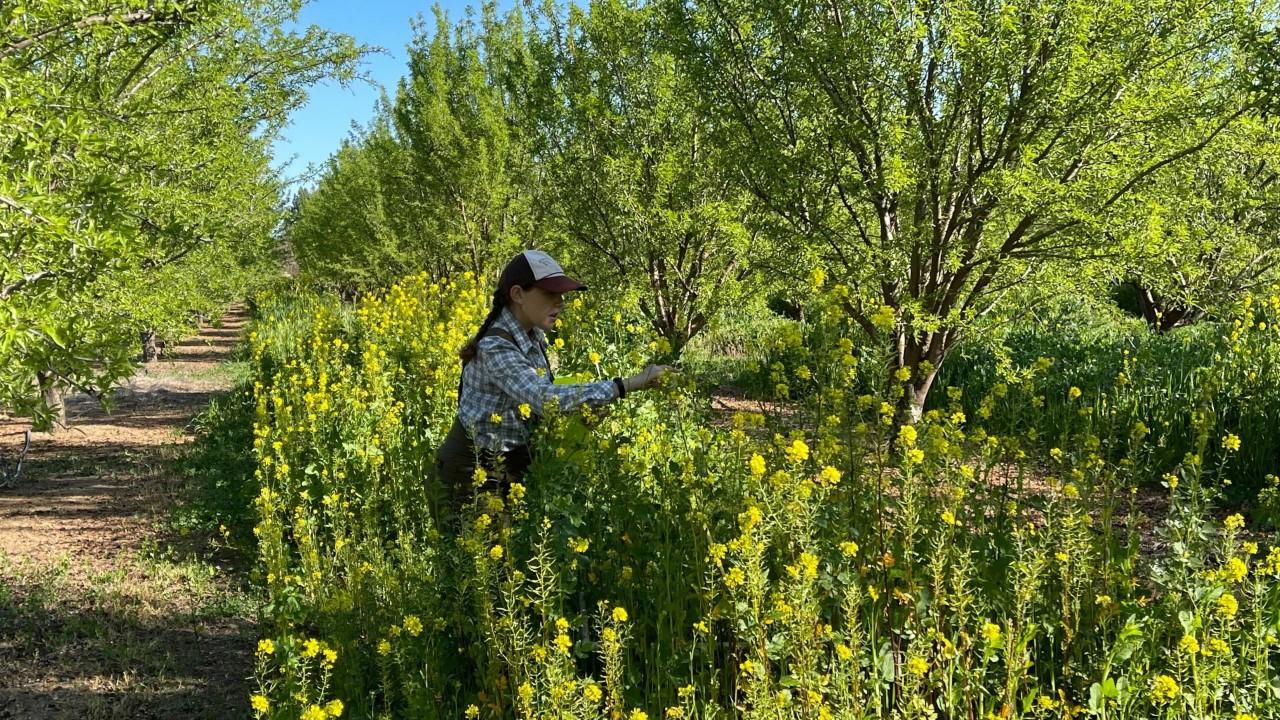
xmin=270 ymin=0 xmax=477 ymax=185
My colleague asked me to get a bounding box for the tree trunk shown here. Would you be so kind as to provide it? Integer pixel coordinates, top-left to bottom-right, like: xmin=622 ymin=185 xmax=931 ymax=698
xmin=893 ymin=331 xmax=946 ymax=425
xmin=34 ymin=370 xmax=65 ymax=432
xmin=899 ymin=363 xmax=940 ymax=424
xmin=141 ymin=328 xmax=158 ymax=362
xmin=1134 ymin=284 xmax=1204 ymax=333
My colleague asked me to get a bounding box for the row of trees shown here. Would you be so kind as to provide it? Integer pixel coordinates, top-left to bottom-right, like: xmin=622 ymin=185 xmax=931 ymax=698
xmin=288 ymin=0 xmax=1280 ymax=420
xmin=1 ymin=1 xmax=362 ymax=428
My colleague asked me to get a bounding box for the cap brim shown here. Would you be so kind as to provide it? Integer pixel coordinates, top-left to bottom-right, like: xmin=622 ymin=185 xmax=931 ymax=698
xmin=535 ymin=276 xmax=587 ymax=292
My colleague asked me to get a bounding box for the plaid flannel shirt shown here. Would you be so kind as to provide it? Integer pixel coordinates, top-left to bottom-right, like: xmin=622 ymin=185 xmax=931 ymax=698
xmin=458 ymin=307 xmax=618 ymax=453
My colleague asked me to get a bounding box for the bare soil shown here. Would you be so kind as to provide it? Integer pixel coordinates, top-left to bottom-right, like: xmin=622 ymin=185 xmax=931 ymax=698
xmin=0 ymin=310 xmax=255 ymax=719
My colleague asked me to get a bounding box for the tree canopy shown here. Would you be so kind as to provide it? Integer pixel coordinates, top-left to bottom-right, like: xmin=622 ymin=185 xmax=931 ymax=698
xmin=1 ymin=0 xmax=363 ymax=426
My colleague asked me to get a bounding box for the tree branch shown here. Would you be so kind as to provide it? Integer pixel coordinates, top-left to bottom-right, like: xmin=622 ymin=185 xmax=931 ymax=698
xmin=2 ymin=7 xmax=195 ymax=59
xmin=0 ymin=272 xmax=55 ymax=300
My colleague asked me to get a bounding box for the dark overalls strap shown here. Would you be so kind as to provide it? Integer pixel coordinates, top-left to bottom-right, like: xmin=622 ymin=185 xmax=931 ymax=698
xmin=456 ymin=327 xmax=552 ymax=406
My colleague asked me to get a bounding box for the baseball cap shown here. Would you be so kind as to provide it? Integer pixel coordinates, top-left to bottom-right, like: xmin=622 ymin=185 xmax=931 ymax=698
xmin=503 ymin=249 xmax=587 ymax=293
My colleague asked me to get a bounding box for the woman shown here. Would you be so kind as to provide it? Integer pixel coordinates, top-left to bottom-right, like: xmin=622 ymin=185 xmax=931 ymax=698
xmin=434 ymin=249 xmax=670 ymax=512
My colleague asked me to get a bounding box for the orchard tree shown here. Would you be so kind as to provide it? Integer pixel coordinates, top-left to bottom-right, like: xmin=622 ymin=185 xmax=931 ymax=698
xmin=287 ymin=113 xmax=417 ymax=293
xmin=669 ymin=0 xmax=1272 ymax=420
xmin=1 ymin=0 xmax=362 ymax=427
xmin=390 ymin=4 xmax=537 ymax=278
xmin=528 ymin=0 xmax=763 ymax=354
xmin=1116 ymin=116 xmax=1280 ymax=332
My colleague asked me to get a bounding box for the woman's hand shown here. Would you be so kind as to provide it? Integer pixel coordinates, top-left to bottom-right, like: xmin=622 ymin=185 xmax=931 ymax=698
xmin=623 ymin=364 xmax=674 ymax=392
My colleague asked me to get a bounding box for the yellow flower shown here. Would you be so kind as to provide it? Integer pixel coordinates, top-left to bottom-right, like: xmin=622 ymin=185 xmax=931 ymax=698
xmin=906 ymin=655 xmax=928 ymax=676
xmin=1224 ymin=513 xmax=1245 ymax=531
xmin=613 ymin=606 xmax=629 ymax=623
xmin=489 ymin=412 xmax=503 ymax=424
xmin=554 ymin=633 xmax=572 ymax=654
xmin=725 ymin=567 xmax=746 ymax=588
xmin=518 ymin=403 xmax=532 ymax=419
xmin=568 ymin=537 xmax=590 ymax=553
xmin=1178 ymin=634 xmax=1199 ymax=655
xmin=1068 ymin=386 xmax=1082 ymax=400
xmin=1222 ymin=434 xmax=1241 ymax=452
xmin=323 ymin=648 xmax=338 ymax=666
xmin=489 ymin=544 xmax=504 ymax=561
xmin=666 ymin=707 xmax=686 ymax=719
xmin=1149 ymin=674 xmax=1179 ymax=704
xmin=325 ymin=699 xmax=344 ymax=717
xmin=250 ymin=694 xmax=270 ymax=714
xmin=257 ymin=638 xmax=275 ymax=655
xmin=465 ymin=705 xmax=480 ymax=718
xmin=749 ymin=453 xmax=766 ymax=477
xmin=1216 ymin=593 xmax=1239 ymax=618
xmin=589 ymin=351 xmax=601 ymax=364
xmin=1223 ymin=557 xmax=1247 ymax=583
xmin=554 ymin=337 xmax=565 ymax=349
xmin=584 ymin=683 xmax=603 ymax=702
xmin=302 ymin=638 xmax=321 ymax=658
xmin=785 ymin=439 xmax=810 ymax=464
xmin=982 ymin=622 xmax=1001 ymax=645
xmin=819 ymin=465 xmax=842 ymax=485
xmin=897 ymin=425 xmax=917 ymax=448
xmin=404 ymin=615 xmax=424 ymax=636
xmin=1037 ymin=696 xmax=1057 ymax=711
xmin=906 ymin=449 xmax=925 ymax=464
xmin=840 ymin=540 xmax=859 ymax=557
xmin=870 ymin=305 xmax=896 ymax=331
xmin=798 ymin=552 xmax=819 ymax=580
xmin=894 ymin=366 xmax=912 ymax=382
xmin=377 ymin=639 xmax=392 ymax=656
xmin=629 ymin=711 xmax=649 ymax=720
xmin=1062 ymin=483 xmax=1080 ymax=499
xmin=940 ymin=510 xmax=958 ymax=527
xmin=1204 ymin=637 xmax=1230 ymax=657
xmin=302 ymin=705 xmax=328 ymax=720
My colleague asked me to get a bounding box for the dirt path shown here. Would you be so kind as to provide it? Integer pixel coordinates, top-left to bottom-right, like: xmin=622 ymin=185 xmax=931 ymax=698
xmin=0 ymin=310 xmax=255 ymax=719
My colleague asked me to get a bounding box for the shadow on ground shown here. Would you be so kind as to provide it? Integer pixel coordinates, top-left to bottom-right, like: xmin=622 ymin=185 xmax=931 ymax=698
xmin=0 ymin=567 xmax=252 ymax=720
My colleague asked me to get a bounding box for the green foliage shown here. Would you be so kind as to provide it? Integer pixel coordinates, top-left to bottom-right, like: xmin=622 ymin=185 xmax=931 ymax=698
xmin=667 ymin=0 xmax=1276 ymax=417
xmin=173 ymin=380 xmax=260 ymax=559
xmin=242 ymin=272 xmax=1280 ymax=718
xmin=286 ymin=1 xmax=769 ymax=352
xmin=935 ymin=290 xmax=1280 ymax=502
xmin=527 ymin=0 xmax=763 ymax=351
xmin=288 ymin=4 xmax=536 ymax=292
xmin=1111 ymin=116 xmax=1280 ymax=331
xmin=0 ymin=0 xmax=363 ymax=420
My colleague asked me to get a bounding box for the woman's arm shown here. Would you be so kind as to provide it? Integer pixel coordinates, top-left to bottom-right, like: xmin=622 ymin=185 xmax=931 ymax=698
xmin=478 ymin=336 xmax=618 ymax=413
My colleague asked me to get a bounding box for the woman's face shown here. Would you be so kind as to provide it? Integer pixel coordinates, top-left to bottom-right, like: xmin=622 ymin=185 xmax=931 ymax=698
xmin=511 ymin=285 xmax=565 ymax=332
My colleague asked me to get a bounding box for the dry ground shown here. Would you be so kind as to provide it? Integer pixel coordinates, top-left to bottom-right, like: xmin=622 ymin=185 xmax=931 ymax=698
xmin=0 ymin=310 xmax=256 ymax=719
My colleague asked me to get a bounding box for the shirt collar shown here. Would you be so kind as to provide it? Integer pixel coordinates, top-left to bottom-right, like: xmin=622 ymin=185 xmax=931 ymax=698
xmin=495 ymin=306 xmax=544 ymax=354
